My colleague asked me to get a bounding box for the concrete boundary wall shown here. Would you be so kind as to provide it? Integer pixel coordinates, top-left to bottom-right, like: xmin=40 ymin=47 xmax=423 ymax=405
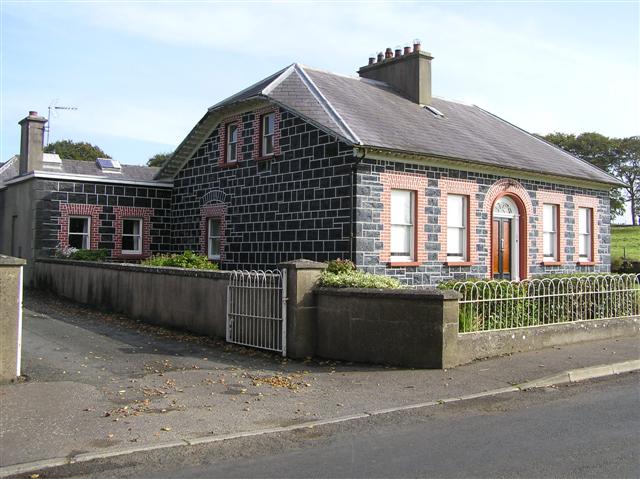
xmin=34 ymin=259 xmax=231 ymax=338
xmin=0 ymin=255 xmax=26 ymax=383
xmin=451 ymin=318 xmax=640 ymax=366
xmin=33 ymin=259 xmax=640 ymax=369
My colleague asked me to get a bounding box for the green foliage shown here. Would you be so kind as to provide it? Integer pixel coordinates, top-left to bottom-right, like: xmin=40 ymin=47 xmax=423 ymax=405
xmin=325 ymin=258 xmax=356 ymax=274
xmin=44 ymin=140 xmax=110 ymax=162
xmin=142 ymin=251 xmax=218 ymax=270
xmin=69 ymin=249 xmax=108 ymax=261
xmin=318 ymin=270 xmax=403 ymax=289
xmin=543 ymin=133 xmax=639 ymax=224
xmin=147 ymin=151 xmax=173 ymax=167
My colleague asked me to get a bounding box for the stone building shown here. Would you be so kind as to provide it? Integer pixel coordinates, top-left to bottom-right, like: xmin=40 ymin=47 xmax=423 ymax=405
xmin=0 ymin=41 xmax=620 ymax=284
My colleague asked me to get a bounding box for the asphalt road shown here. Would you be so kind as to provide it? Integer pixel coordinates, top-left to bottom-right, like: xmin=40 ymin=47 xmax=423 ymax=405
xmin=59 ymin=373 xmax=639 ymax=479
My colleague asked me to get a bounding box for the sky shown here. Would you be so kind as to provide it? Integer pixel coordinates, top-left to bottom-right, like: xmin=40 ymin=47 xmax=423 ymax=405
xmin=1 ymin=1 xmax=639 ymax=219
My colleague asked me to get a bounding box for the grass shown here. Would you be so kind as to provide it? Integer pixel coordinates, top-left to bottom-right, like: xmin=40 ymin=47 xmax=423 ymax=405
xmin=611 ymin=226 xmax=640 ymax=260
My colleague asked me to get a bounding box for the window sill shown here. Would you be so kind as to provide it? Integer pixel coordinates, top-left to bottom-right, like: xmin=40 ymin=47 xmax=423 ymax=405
xmin=220 ymin=162 xmax=239 ymax=169
xmin=256 ymin=154 xmax=275 ymax=161
xmin=445 ymin=261 xmax=473 ymax=267
xmin=542 ymin=261 xmax=562 ymax=266
xmin=577 ymin=261 xmax=596 ymax=266
xmin=388 ymin=261 xmax=420 ymax=267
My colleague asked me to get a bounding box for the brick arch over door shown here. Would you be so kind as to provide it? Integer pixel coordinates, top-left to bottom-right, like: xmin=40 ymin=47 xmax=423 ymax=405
xmin=483 ymin=178 xmax=534 ymax=279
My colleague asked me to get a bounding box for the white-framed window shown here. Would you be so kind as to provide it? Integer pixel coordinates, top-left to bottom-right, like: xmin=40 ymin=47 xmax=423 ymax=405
xmin=447 ymin=194 xmax=468 ymax=262
xmin=68 ymin=216 xmax=90 ymax=249
xmin=578 ymin=207 xmax=592 ymax=261
xmin=261 ymin=113 xmax=275 ymax=157
xmin=390 ymin=189 xmax=415 ymax=262
xmin=122 ymin=218 xmax=143 ymax=254
xmin=543 ymin=203 xmax=558 ymax=261
xmin=226 ymin=123 xmax=238 ymax=163
xmin=208 ymin=218 xmax=221 ymax=261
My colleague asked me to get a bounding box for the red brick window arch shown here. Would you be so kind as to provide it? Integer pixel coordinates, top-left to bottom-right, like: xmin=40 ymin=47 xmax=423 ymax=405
xmin=58 ymin=203 xmax=103 ymax=250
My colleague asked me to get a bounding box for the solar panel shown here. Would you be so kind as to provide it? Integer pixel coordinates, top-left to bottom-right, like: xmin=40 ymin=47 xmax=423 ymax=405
xmin=96 ymin=158 xmax=121 ymax=170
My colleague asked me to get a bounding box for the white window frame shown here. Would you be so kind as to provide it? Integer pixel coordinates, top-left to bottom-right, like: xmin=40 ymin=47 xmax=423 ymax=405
xmin=578 ymin=207 xmax=592 ymax=261
xmin=261 ymin=113 xmax=275 ymax=157
xmin=68 ymin=216 xmax=90 ymax=250
xmin=208 ymin=218 xmax=221 ymax=261
xmin=447 ymin=194 xmax=468 ymax=262
xmin=121 ymin=218 xmax=143 ymax=255
xmin=226 ymin=123 xmax=238 ymax=163
xmin=390 ymin=189 xmax=415 ymax=262
xmin=543 ymin=203 xmax=558 ymax=262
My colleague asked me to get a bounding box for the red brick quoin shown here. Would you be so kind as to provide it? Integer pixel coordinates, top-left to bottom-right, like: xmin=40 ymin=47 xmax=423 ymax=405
xmin=199 ymin=204 xmax=227 ymax=262
xmin=58 ymin=203 xmax=103 ymax=250
xmin=379 ymin=172 xmax=428 ymax=266
xmin=113 ymin=206 xmax=153 ymax=259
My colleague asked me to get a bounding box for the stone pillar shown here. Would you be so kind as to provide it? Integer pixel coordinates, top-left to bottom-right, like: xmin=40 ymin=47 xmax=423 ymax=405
xmin=0 ymin=255 xmax=26 ymax=383
xmin=441 ymin=291 xmax=462 ymax=369
xmin=278 ymin=259 xmax=326 ymax=359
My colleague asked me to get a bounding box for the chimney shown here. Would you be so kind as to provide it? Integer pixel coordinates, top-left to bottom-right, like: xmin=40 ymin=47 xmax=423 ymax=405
xmin=358 ymin=39 xmax=434 ymax=105
xmin=18 ymin=111 xmax=47 ymax=174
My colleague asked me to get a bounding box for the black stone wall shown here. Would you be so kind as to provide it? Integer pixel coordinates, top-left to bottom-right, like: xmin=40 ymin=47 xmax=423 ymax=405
xmin=33 ymin=178 xmax=172 ymax=258
xmin=171 ymin=107 xmax=355 ymax=269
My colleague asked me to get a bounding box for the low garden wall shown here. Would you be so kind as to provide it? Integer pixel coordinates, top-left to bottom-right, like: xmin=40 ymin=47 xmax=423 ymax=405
xmin=315 ymin=287 xmax=460 ymax=368
xmin=34 ymin=258 xmax=231 ymax=338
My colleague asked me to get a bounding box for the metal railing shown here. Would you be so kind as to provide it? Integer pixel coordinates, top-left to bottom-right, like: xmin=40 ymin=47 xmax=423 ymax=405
xmin=227 ymin=269 xmax=287 ymax=355
xmin=452 ymin=274 xmax=640 ymax=333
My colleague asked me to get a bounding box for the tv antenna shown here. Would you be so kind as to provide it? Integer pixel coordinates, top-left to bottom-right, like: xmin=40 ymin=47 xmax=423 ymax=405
xmin=46 ymin=99 xmax=78 ymax=145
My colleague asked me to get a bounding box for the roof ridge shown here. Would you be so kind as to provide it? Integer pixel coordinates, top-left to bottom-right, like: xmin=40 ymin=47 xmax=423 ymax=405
xmin=0 ymin=155 xmax=18 ymax=175
xmin=294 ymin=64 xmax=361 ymax=145
xmin=473 ymin=105 xmax=623 ymax=186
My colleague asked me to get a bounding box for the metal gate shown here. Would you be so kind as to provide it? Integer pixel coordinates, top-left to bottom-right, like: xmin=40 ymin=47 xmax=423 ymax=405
xmin=226 ymin=269 xmax=287 ymax=355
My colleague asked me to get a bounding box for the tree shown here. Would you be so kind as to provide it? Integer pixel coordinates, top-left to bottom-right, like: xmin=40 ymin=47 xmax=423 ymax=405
xmin=611 ymin=137 xmax=640 ymax=225
xmin=542 ymin=132 xmax=633 ymax=223
xmin=44 ymin=140 xmax=110 ymax=162
xmin=147 ymin=151 xmax=173 ymax=167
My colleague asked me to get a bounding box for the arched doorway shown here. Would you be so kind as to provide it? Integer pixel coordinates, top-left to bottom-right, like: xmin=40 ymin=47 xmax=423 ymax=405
xmin=492 ymin=196 xmax=520 ymax=280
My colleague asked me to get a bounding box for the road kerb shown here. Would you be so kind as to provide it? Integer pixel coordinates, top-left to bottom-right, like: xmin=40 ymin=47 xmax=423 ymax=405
xmin=1 ymin=360 xmax=637 ymax=479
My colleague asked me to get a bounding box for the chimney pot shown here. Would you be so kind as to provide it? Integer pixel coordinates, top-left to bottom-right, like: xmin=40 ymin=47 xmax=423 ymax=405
xmin=368 ymin=56 xmax=374 ymax=65
xmin=384 ymin=47 xmax=393 ymax=59
xmin=403 ymin=45 xmax=411 ymax=55
xmin=413 ymin=39 xmax=421 ymax=52
xmin=376 ymin=52 xmax=384 ymax=63
xmin=394 ymin=47 xmax=402 ymax=58
xmin=29 ymin=110 xmax=38 ymax=116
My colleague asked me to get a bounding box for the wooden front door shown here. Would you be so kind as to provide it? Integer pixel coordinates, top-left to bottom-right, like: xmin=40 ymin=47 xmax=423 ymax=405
xmin=492 ymin=218 xmax=512 ymax=280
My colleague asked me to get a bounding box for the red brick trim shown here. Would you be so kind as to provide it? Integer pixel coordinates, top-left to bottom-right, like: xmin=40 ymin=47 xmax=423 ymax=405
xmin=251 ymin=107 xmax=281 ymax=160
xmin=113 ymin=206 xmax=153 ymax=259
xmin=380 ymin=172 xmax=428 ymax=265
xmin=388 ymin=261 xmax=420 ymax=267
xmin=484 ymin=179 xmax=534 ymax=280
xmin=536 ymin=190 xmax=566 ymax=264
xmin=574 ymin=195 xmax=599 ymax=265
xmin=199 ymin=204 xmax=227 ymax=262
xmin=438 ymin=178 xmax=479 ymax=264
xmin=58 ymin=203 xmax=103 ymax=250
xmin=218 ymin=115 xmax=243 ymax=167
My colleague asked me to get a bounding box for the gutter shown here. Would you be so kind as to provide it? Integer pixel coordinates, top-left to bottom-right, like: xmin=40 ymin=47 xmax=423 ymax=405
xmin=3 ymin=171 xmax=173 ymax=189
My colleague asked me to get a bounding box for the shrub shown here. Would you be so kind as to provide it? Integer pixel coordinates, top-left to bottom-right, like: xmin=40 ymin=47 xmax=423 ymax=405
xmin=318 ymin=270 xmax=403 ymax=289
xmin=142 ymin=251 xmax=219 ymax=270
xmin=70 ymin=249 xmax=108 ymax=262
xmin=325 ymin=258 xmax=356 ymax=274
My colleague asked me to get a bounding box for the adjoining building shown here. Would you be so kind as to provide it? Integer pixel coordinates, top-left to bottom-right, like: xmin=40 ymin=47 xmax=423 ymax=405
xmin=0 ymin=41 xmax=621 ymax=285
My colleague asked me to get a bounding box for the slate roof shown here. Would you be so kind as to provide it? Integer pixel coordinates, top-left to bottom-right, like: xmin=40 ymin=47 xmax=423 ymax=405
xmin=158 ymin=63 xmax=619 ymax=186
xmin=0 ymin=154 xmax=161 ymax=186
xmin=0 ymin=155 xmax=19 ymax=186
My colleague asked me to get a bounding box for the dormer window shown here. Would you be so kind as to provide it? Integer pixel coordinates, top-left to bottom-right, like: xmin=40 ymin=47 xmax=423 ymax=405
xmin=226 ymin=123 xmax=238 ymax=163
xmin=261 ymin=113 xmax=275 ymax=157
